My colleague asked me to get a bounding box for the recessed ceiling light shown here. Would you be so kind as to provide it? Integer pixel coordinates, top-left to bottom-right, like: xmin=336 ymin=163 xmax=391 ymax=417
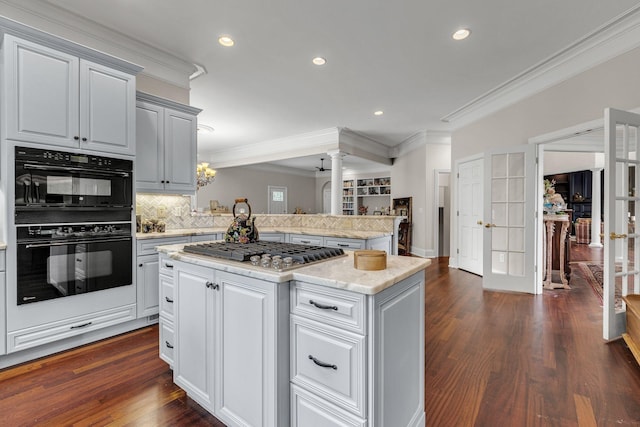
xmin=197 ymin=124 xmax=215 ymax=134
xmin=312 ymin=57 xmax=327 ymax=66
xmin=452 ymin=28 xmax=471 ymax=41
xmin=374 ymin=110 xmax=384 ymax=116
xmin=218 ymin=35 xmax=235 ymax=47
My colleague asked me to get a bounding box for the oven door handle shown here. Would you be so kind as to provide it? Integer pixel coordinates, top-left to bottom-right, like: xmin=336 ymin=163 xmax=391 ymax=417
xmin=24 ymin=237 xmax=132 ymax=248
xmin=23 ymin=164 xmax=130 ymax=178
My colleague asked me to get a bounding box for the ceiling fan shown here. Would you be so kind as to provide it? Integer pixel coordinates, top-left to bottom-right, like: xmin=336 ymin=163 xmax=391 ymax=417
xmin=315 ymin=158 xmax=331 ymax=171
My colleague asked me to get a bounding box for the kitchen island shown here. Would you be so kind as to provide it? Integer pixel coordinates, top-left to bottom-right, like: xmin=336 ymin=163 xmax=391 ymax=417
xmin=157 ymin=242 xmax=430 ymax=427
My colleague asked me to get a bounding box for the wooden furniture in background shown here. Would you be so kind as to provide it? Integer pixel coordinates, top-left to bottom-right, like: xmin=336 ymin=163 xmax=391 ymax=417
xmin=393 ymin=197 xmax=412 ymax=256
xmin=543 ymin=214 xmax=571 ymax=289
xmin=622 ymin=294 xmax=640 ymax=366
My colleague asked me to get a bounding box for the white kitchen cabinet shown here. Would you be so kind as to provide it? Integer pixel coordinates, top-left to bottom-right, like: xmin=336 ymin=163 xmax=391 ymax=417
xmin=136 ymin=92 xmax=202 ymax=194
xmin=289 ymin=234 xmax=323 ymax=246
xmin=136 ymin=254 xmax=160 ymax=318
xmin=172 ymin=262 xmax=289 ymax=427
xmin=3 ymin=34 xmax=139 ymax=155
xmin=259 ymin=232 xmax=286 ymax=242
xmin=290 ymin=273 xmax=425 ymax=426
xmin=366 ymin=235 xmax=392 ymax=253
xmin=190 ymin=233 xmax=221 ymax=243
xmin=0 ymin=250 xmax=5 ymax=356
xmin=323 ymin=237 xmax=365 ymax=250
xmin=159 ymin=253 xmax=177 ymax=367
xmin=136 ymin=236 xmax=189 ymax=320
xmin=174 ymin=262 xmax=216 ymax=412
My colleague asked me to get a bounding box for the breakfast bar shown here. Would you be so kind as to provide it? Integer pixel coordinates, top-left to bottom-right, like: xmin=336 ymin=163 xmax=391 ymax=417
xmin=156 ymin=242 xmax=430 ymax=427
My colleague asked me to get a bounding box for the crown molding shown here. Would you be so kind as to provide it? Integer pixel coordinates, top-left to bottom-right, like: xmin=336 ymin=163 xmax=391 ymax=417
xmin=441 ymin=4 xmax=640 ymax=130
xmin=242 ymin=163 xmax=318 ymax=178
xmin=0 ymin=0 xmax=195 ymax=88
xmin=137 ymin=91 xmax=202 ymax=115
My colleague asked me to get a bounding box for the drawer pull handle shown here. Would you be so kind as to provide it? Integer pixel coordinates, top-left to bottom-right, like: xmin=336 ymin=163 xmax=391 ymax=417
xmin=165 ymin=297 xmax=174 ymax=303
xmin=309 ymin=300 xmax=338 ymax=311
xmin=165 ymin=341 xmax=174 ymax=349
xmin=337 ymin=243 xmax=349 ymax=247
xmin=308 ymin=355 xmax=337 ymax=370
xmin=164 ymin=263 xmax=174 ymax=269
xmin=300 ymin=240 xmax=310 ymax=244
xmin=70 ymin=321 xmax=92 ymax=330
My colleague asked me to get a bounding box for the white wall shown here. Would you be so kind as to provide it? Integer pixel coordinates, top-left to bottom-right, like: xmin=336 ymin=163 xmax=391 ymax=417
xmin=391 ymin=138 xmax=451 ymax=257
xmin=196 ymin=165 xmax=317 ymax=214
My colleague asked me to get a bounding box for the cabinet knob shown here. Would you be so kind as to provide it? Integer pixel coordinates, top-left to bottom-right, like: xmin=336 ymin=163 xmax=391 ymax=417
xmin=74 ymin=136 xmax=80 ymax=140
xmin=139 ymin=263 xmax=143 ymax=267
xmin=82 ymin=137 xmax=87 ymax=142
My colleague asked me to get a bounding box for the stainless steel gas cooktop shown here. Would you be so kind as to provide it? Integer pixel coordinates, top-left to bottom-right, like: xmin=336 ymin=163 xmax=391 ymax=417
xmin=182 ymin=241 xmax=346 ymax=271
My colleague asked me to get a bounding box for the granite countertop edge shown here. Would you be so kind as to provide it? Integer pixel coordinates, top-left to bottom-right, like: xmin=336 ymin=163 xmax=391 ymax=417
xmin=137 ymin=227 xmax=392 ymax=240
xmin=156 ymin=244 xmax=430 ymax=295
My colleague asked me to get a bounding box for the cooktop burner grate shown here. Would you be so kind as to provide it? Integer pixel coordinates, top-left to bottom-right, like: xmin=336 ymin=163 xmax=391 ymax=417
xmin=183 ymin=241 xmax=345 ymax=264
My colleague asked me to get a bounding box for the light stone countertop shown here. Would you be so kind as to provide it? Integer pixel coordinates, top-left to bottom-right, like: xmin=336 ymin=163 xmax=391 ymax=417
xmin=157 ymin=243 xmax=430 ymax=295
xmin=137 ymin=227 xmax=392 ymax=240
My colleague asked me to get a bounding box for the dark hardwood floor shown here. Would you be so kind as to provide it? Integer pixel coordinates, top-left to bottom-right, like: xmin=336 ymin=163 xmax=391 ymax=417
xmin=2 ymin=248 xmax=640 ymax=426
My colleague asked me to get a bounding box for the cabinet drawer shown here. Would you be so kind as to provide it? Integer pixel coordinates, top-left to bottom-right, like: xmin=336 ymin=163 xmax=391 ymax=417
xmin=137 ymin=236 xmax=189 ymax=256
xmin=159 ymin=254 xmax=176 ymax=276
xmin=291 ymin=315 xmax=366 ymax=417
xmin=323 ymin=238 xmax=364 ymax=250
xmin=190 ymin=233 xmax=220 ymax=243
xmin=159 ymin=318 xmax=175 ymax=367
xmin=259 ymin=232 xmax=286 ymax=242
xmin=291 ymin=384 xmax=366 ymax=427
xmin=292 ymin=281 xmax=366 ymax=334
xmin=289 ymin=234 xmax=323 ymax=246
xmin=8 ymin=304 xmax=137 ymax=353
xmin=159 ymin=273 xmax=175 ymax=320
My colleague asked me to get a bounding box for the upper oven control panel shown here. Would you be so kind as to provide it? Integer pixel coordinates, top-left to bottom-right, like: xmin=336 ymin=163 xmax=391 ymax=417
xmin=15 ymin=146 xmax=132 ymax=172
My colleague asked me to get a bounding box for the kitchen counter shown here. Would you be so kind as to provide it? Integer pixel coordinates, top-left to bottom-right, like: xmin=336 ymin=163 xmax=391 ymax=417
xmin=157 ymin=243 xmax=429 ymax=295
xmin=137 ymin=226 xmax=392 ymax=240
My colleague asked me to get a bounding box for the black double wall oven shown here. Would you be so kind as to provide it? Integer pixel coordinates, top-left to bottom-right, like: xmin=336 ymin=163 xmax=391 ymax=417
xmin=15 ymin=146 xmax=134 ymax=305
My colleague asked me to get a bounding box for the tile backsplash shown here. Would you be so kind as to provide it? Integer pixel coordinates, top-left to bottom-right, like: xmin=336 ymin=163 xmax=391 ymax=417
xmin=136 ymin=194 xmax=397 ymax=232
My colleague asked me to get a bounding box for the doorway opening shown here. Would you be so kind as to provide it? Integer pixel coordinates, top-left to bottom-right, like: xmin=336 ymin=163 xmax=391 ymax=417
xmin=435 ymin=170 xmax=451 ymax=257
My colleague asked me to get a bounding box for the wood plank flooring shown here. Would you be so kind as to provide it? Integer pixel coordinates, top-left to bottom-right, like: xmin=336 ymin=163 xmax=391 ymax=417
xmin=1 ymin=249 xmax=640 ymax=426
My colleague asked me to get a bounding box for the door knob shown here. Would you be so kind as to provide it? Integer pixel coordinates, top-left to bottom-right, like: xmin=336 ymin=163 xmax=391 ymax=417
xmin=610 ymin=232 xmax=628 ymax=240
xmin=477 ymin=220 xmax=483 ymax=225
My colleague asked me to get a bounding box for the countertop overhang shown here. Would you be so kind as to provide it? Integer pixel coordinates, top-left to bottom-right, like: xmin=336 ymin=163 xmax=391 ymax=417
xmin=157 ymin=243 xmax=430 ymax=295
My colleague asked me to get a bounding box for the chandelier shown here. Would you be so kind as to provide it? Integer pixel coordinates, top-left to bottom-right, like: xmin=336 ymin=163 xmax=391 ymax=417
xmin=196 ymin=162 xmax=216 ymax=189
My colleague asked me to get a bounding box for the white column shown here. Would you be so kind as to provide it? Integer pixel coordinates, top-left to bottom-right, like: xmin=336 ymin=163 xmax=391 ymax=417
xmin=589 ymin=168 xmax=603 ymax=248
xmin=328 ymin=150 xmax=344 ymax=215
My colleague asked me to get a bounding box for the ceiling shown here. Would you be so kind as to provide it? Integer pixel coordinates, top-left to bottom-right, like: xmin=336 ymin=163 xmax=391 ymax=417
xmin=34 ymin=1 xmax=640 ymax=171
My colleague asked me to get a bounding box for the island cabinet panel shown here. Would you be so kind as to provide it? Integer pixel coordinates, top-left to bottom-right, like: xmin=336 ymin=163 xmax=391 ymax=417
xmin=291 ymin=384 xmax=366 ymax=427
xmin=3 ymin=35 xmax=136 ymax=155
xmin=0 ymin=251 xmax=5 ymax=355
xmin=136 ymin=254 xmax=160 ymax=318
xmin=172 ymin=263 xmax=290 ymax=427
xmin=174 ymin=263 xmax=216 ymax=412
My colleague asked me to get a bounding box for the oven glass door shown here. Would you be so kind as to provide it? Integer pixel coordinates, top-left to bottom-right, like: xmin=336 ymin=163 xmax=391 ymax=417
xmin=15 ymin=164 xmax=131 ymax=207
xmin=17 ymin=237 xmax=132 ymax=305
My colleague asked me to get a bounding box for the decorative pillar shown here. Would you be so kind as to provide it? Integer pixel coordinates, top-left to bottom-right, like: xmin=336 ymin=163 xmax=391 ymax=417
xmin=328 ymin=150 xmax=344 ymax=215
xmin=589 ymin=168 xmax=603 ymax=248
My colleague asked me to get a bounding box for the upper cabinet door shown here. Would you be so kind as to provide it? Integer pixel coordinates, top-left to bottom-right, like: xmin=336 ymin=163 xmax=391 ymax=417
xmin=164 ymin=108 xmax=197 ymax=192
xmin=4 ymin=35 xmax=79 ymax=147
xmin=80 ymin=59 xmax=136 ymax=155
xmin=135 ymin=101 xmax=165 ymax=191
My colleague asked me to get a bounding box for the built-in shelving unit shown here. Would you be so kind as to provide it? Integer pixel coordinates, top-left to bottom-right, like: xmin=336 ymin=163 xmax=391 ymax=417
xmin=356 ymin=176 xmax=391 ymax=215
xmin=342 ymin=179 xmax=355 ymax=215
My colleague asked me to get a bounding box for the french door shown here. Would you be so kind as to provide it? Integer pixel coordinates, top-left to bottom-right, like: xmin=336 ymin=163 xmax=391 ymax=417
xmin=603 ymin=108 xmax=640 ymax=340
xmin=482 ymin=145 xmax=537 ymax=293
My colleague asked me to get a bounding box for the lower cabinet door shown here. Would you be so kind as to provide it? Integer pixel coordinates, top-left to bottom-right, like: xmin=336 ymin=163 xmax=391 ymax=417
xmin=214 ymin=271 xmax=282 ymax=427
xmin=291 ymin=385 xmax=366 ymax=427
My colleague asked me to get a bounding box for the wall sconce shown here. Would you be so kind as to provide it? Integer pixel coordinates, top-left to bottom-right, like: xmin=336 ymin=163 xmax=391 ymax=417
xmin=196 ymin=162 xmax=216 ymax=189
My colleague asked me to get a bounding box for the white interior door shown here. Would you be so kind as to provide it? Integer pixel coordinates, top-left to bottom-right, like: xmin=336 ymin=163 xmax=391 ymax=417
xmin=603 ymin=108 xmax=640 ymax=340
xmin=458 ymin=158 xmax=483 ymax=275
xmin=483 ymin=144 xmax=537 ymax=293
xmin=268 ymin=186 xmax=287 ymax=214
